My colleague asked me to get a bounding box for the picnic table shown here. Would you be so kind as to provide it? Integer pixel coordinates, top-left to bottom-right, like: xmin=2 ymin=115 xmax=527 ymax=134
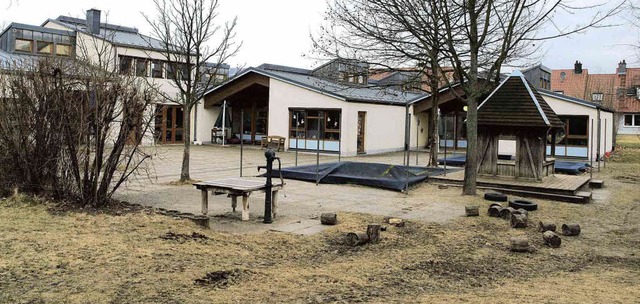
xmin=193 ymin=178 xmax=283 ymax=221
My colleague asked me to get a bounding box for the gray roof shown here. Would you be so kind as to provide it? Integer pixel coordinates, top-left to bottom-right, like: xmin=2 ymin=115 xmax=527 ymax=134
xmin=0 ymin=49 xmax=31 ymax=68
xmin=204 ymin=63 xmax=426 ymax=105
xmin=538 ymin=89 xmax=614 ymax=112
xmin=47 ymin=17 xmax=167 ymax=52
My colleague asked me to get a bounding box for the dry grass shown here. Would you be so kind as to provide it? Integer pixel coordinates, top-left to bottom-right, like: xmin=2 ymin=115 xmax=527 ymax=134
xmin=616 ymin=134 xmax=640 ymax=148
xmin=1 ymin=151 xmax=640 ymax=303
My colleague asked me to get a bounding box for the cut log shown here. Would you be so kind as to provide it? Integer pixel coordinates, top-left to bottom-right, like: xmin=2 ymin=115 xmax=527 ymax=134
xmin=562 ymin=224 xmax=581 ymax=236
xmin=543 ymin=231 xmax=562 ymax=248
xmin=510 ymin=213 xmax=528 ymax=228
xmin=320 ymin=213 xmax=338 ymax=225
xmin=538 ymin=221 xmax=557 ymax=232
xmin=346 ymin=232 xmax=370 ymax=246
xmin=465 ymin=205 xmax=480 ymax=217
xmin=500 ymin=207 xmax=516 ymax=220
xmin=387 ymin=218 xmax=405 ymax=227
xmin=367 ymin=224 xmax=381 ymax=244
xmin=489 ymin=203 xmax=503 ymax=208
xmin=510 ymin=237 xmax=531 ymax=252
xmin=513 ymin=208 xmax=528 ymax=217
xmin=438 ymin=184 xmax=449 ymax=189
xmin=488 ymin=206 xmax=503 ymax=217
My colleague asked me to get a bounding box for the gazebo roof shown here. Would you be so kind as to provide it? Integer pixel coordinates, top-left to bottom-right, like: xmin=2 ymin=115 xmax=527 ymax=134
xmin=478 ymin=70 xmax=564 ymax=128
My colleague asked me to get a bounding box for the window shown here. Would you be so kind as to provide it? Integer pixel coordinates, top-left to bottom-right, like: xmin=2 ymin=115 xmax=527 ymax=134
xmin=289 ymin=109 xmax=341 ymax=142
xmin=560 ymin=72 xmax=566 ymax=81
xmin=592 ymin=92 xmax=604 ymax=102
xmin=37 ymin=41 xmax=53 ymax=54
xmin=119 ymin=56 xmax=133 ymax=75
xmin=55 ymin=44 xmax=71 ymax=56
xmin=166 ymin=63 xmax=177 ymax=80
xmin=151 ymin=61 xmax=164 ymax=78
xmin=558 ymin=116 xmax=588 ymax=147
xmin=135 ymin=58 xmax=148 ymax=77
xmin=14 ymin=39 xmax=32 ymax=53
xmin=624 ymin=114 xmax=640 ymax=127
xmin=179 ymin=64 xmax=190 ymax=81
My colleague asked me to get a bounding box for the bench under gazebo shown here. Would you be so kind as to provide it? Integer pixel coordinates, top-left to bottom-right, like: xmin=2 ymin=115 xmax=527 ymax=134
xmin=476 ymin=70 xmax=565 ymax=181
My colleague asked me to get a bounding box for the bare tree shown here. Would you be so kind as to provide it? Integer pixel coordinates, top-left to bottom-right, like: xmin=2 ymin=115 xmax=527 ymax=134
xmin=0 ymin=37 xmax=156 ymax=206
xmin=143 ymin=0 xmax=241 ymax=182
xmin=439 ymin=0 xmax=622 ymax=195
xmin=314 ymin=0 xmax=448 ymax=167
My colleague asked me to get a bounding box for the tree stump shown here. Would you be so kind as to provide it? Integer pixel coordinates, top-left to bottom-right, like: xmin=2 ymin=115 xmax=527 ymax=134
xmin=538 ymin=221 xmax=557 ymax=232
xmin=465 ymin=205 xmax=480 ymax=216
xmin=346 ymin=232 xmax=370 ymax=246
xmin=510 ymin=213 xmax=528 ymax=228
xmin=488 ymin=205 xmax=503 ymax=217
xmin=510 ymin=237 xmax=530 ymax=252
xmin=562 ymin=224 xmax=581 ymax=236
xmin=543 ymin=231 xmax=562 ymax=248
xmin=387 ymin=218 xmax=405 ymax=227
xmin=489 ymin=203 xmax=503 ymax=208
xmin=320 ymin=213 xmax=338 ymax=225
xmin=500 ymin=207 xmax=516 ymax=220
xmin=367 ymin=224 xmax=381 ymax=244
xmin=513 ymin=208 xmax=528 ymax=217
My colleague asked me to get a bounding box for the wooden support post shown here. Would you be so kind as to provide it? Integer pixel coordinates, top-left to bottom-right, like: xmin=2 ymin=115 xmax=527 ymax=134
xmin=201 ymin=189 xmax=209 ymax=215
xmin=271 ymin=190 xmax=279 ymax=219
xmin=242 ymin=194 xmax=250 ymax=221
xmin=231 ymin=196 xmax=238 ymax=212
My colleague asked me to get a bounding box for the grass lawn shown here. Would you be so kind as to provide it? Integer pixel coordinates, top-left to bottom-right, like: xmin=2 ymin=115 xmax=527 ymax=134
xmin=616 ymin=134 xmax=640 ymax=149
xmin=1 ymin=150 xmax=640 ymax=303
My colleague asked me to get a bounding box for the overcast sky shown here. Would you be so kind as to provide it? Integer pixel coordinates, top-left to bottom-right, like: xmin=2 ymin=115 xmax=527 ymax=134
xmin=1 ymin=0 xmax=637 ymax=73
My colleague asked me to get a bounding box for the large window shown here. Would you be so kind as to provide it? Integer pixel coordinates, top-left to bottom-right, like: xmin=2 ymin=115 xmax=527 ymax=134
xmin=119 ymin=56 xmax=133 ymax=75
xmin=151 ymin=60 xmax=164 ymax=78
xmin=36 ymin=41 xmax=53 ymax=54
xmin=56 ymin=44 xmax=72 ymax=56
xmin=135 ymin=58 xmax=148 ymax=77
xmin=289 ymin=109 xmax=341 ymax=141
xmin=14 ymin=39 xmax=32 ymax=53
xmin=559 ymin=116 xmax=588 ymax=146
xmin=624 ymin=114 xmax=640 ymax=127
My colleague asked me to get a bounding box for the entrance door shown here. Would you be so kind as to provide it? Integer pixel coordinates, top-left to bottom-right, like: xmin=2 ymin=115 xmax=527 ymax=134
xmin=357 ymin=111 xmax=366 ymax=154
xmin=155 ymin=105 xmax=184 ymax=144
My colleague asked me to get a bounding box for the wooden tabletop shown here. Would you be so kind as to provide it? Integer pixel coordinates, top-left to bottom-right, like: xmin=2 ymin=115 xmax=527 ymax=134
xmin=193 ymin=178 xmax=282 ymax=192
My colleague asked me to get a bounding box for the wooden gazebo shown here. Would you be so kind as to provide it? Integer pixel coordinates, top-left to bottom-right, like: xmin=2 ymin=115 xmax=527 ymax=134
xmin=476 ymin=71 xmax=564 ymax=181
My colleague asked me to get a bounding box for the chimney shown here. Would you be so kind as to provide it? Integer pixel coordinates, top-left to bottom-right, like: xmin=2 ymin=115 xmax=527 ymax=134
xmin=574 ymin=60 xmax=582 ymax=74
xmin=617 ymin=60 xmax=627 ymax=75
xmin=86 ymin=9 xmax=101 ymax=35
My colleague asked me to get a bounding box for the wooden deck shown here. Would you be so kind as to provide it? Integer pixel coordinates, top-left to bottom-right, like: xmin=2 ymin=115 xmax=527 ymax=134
xmin=429 ymin=170 xmax=592 ymax=203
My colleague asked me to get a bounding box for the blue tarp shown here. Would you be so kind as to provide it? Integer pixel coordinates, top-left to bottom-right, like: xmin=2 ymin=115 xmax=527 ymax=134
xmin=267 ymin=162 xmax=457 ymax=191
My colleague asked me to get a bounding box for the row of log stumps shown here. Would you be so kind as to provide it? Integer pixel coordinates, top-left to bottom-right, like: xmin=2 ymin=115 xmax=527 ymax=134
xmin=346 ymin=224 xmax=382 ymax=246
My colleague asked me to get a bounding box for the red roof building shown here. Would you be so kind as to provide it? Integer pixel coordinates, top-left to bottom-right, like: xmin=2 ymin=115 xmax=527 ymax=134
xmin=551 ymin=60 xmax=640 ymax=135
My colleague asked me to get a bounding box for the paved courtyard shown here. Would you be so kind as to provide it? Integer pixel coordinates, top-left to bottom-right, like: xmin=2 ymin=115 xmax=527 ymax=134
xmin=115 ymin=144 xmax=468 ymax=234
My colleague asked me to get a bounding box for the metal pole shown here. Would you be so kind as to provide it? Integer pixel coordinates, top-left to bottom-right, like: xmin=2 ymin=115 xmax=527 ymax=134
xmin=295 ymin=112 xmax=299 ymax=166
xmin=316 ymin=111 xmax=322 ymax=185
xmin=262 ymin=149 xmax=275 ymax=224
xmin=338 ymin=112 xmax=342 ymax=162
xmin=240 ymin=109 xmax=244 ymax=177
xmin=443 ymin=114 xmax=447 ymax=176
xmin=597 ymin=110 xmax=601 ymax=172
xmin=416 ymin=118 xmax=419 ymax=166
xmin=604 ymin=119 xmax=607 ymax=169
xmin=590 ymin=119 xmax=594 ymax=180
xmin=222 ymin=100 xmax=227 ymax=146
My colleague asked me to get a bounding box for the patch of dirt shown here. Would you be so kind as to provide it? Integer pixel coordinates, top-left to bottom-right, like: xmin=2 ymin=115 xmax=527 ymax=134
xmin=159 ymin=231 xmax=209 ymax=242
xmin=194 ymin=269 xmax=246 ymax=289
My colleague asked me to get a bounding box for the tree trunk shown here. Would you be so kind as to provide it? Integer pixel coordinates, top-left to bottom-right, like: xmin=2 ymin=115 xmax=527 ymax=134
xmin=465 ymin=205 xmax=479 ymax=216
xmin=367 ymin=224 xmax=381 ymax=244
xmin=428 ymin=102 xmax=439 ymax=167
xmin=543 ymin=231 xmax=561 ymax=248
xmin=320 ymin=213 xmax=338 ymax=225
xmin=488 ymin=205 xmax=502 ymax=217
xmin=562 ymin=224 xmax=581 ymax=236
xmin=510 ymin=237 xmax=530 ymax=252
xmin=538 ymin=221 xmax=557 ymax=232
xmin=510 ymin=213 xmax=528 ymax=228
xmin=180 ymin=105 xmax=192 ymax=182
xmin=463 ymin=94 xmax=478 ymax=195
xmin=346 ymin=232 xmax=370 ymax=246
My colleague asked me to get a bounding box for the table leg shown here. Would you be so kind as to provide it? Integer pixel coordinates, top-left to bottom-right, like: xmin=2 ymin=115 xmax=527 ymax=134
xmin=271 ymin=190 xmax=279 ymax=219
xmin=242 ymin=194 xmax=249 ymax=221
xmin=231 ymin=196 xmax=238 ymax=212
xmin=201 ymin=189 xmax=209 ymax=215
